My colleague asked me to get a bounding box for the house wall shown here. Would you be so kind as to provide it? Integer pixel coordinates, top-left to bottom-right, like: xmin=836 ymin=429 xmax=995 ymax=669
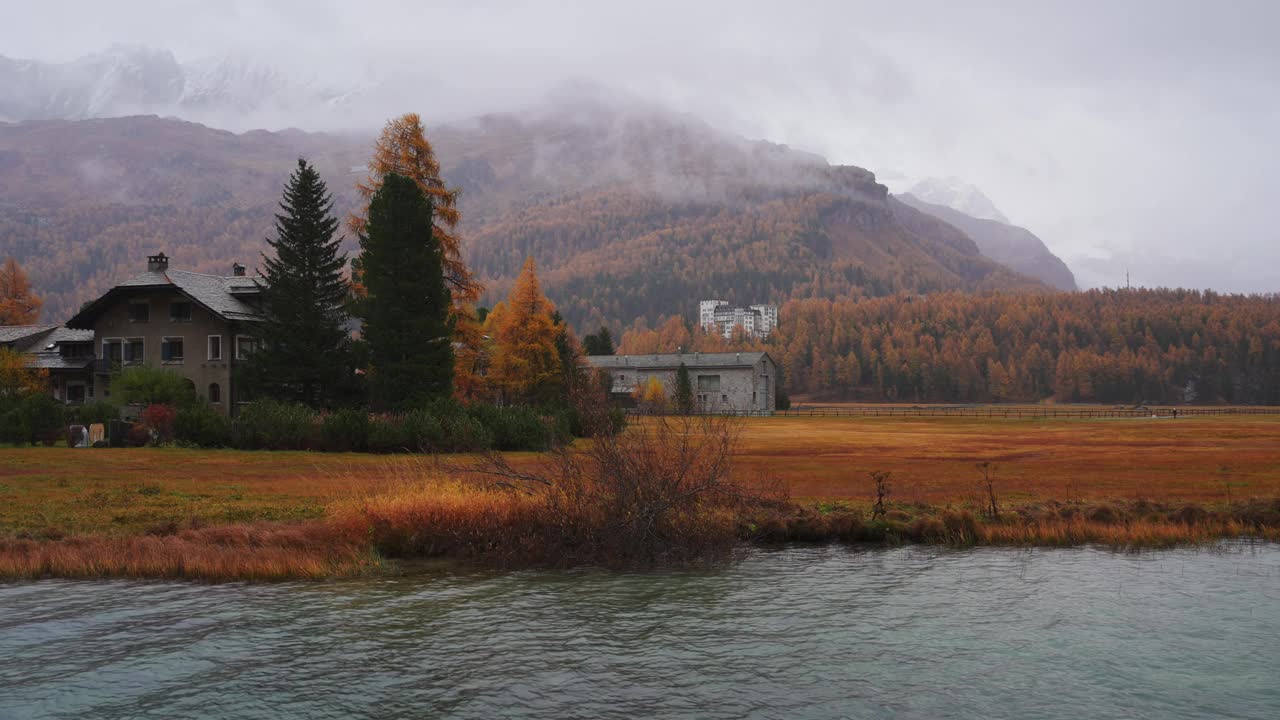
xmin=90 ymin=291 xmax=240 ymax=415
xmin=601 ymin=357 xmax=776 ymax=414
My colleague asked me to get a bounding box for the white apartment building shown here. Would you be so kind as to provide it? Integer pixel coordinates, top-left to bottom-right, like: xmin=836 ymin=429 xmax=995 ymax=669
xmin=698 ymin=299 xmax=778 ymax=339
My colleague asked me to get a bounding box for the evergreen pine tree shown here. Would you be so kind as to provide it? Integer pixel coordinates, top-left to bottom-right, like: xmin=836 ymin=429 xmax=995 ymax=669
xmin=356 ymin=173 xmax=454 ymax=410
xmin=674 ymin=362 xmax=695 ymax=414
xmin=243 ymin=159 xmax=354 ymax=408
xmin=583 ymin=326 xmax=615 ymax=356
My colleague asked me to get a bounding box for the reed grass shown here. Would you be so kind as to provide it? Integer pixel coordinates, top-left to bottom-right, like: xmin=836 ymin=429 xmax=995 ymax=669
xmin=0 ymin=523 xmax=374 ymax=581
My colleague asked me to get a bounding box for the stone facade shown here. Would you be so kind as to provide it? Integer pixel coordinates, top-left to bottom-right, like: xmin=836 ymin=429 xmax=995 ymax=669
xmin=586 ymin=351 xmax=777 ymax=414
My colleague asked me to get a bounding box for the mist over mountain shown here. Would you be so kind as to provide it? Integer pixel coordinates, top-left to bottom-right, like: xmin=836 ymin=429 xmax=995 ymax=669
xmin=897 ymin=192 xmax=1077 ymax=291
xmin=0 ymin=93 xmax=1053 ymax=328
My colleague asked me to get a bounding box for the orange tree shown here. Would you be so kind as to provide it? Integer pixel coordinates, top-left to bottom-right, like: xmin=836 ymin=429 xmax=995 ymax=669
xmin=0 ymin=257 xmax=41 ymax=324
xmin=484 ymin=258 xmax=563 ymax=404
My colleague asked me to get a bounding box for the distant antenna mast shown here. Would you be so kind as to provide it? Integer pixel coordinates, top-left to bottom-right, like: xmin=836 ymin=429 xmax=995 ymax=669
xmin=1126 ymin=269 xmax=1131 ymax=290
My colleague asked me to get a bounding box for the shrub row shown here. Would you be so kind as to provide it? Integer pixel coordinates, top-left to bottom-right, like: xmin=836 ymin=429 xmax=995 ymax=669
xmin=171 ymin=399 xmax=570 ymax=453
xmin=1 ymin=397 xmax=122 ymax=446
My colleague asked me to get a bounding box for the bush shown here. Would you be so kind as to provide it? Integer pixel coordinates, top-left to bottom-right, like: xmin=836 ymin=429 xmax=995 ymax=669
xmin=467 ymin=404 xmax=558 ymax=451
xmin=366 ymin=414 xmax=412 ymax=453
xmin=321 ymin=409 xmax=370 ymax=453
xmin=1 ymin=394 xmax=67 ymax=446
xmin=174 ymin=403 xmax=232 ymax=448
xmin=231 ymin=399 xmax=317 ymax=450
xmin=115 ymin=366 xmax=197 ymax=406
xmin=402 ymin=409 xmax=446 ymax=452
xmin=0 ymin=408 xmax=29 ymax=445
xmin=139 ymin=404 xmax=178 ymax=445
xmin=73 ymin=401 xmax=119 ymax=425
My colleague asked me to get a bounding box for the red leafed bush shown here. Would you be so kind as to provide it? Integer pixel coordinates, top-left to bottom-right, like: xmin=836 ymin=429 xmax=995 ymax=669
xmin=140 ymin=404 xmax=178 ymax=446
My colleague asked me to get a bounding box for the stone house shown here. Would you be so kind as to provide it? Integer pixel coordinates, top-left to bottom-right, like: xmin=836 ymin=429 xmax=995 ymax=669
xmin=66 ymin=253 xmax=264 ymax=415
xmin=0 ymin=324 xmax=96 ymax=403
xmin=586 ymin=351 xmax=777 ymax=414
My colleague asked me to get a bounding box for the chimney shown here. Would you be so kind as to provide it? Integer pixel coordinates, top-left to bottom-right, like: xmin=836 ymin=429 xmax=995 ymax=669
xmin=147 ymin=252 xmax=169 ymax=273
xmin=232 ymin=262 xmax=246 ymax=277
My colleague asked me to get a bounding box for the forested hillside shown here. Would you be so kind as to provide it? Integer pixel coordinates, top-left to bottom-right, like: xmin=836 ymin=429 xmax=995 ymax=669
xmin=618 ymin=289 xmax=1280 ymax=405
xmin=1 ymin=105 xmax=1049 ymax=325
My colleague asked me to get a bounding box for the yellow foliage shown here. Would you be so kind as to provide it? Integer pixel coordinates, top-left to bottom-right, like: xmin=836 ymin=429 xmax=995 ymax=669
xmin=0 ymin=257 xmax=41 ymax=325
xmin=484 ymin=258 xmax=562 ymax=402
xmin=0 ymin=347 xmax=49 ymax=398
xmin=634 ymin=376 xmax=667 ymax=411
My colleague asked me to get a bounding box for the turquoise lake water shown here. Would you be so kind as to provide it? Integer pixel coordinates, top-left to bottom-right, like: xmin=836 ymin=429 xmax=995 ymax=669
xmin=2 ymin=542 xmax=1278 ymax=719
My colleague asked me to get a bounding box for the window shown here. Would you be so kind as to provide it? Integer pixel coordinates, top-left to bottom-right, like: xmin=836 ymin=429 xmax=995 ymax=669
xmin=61 ymin=343 xmax=90 ymax=359
xmin=208 ymin=383 xmax=221 ymax=403
xmin=102 ymin=339 xmax=123 ymax=363
xmin=697 ymin=375 xmax=721 ymax=391
xmin=67 ymin=384 xmax=86 ymax=403
xmin=208 ymin=335 xmax=222 ymax=361
xmin=128 ymin=302 xmax=150 ymax=323
xmin=125 ymin=339 xmax=144 ymax=364
xmin=161 ymin=337 xmax=184 ymax=363
xmin=236 ymin=335 xmax=259 ymax=360
xmin=169 ymin=302 xmax=192 ymax=322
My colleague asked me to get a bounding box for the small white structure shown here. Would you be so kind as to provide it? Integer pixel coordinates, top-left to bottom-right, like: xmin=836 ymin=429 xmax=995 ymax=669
xmin=698 ymin=300 xmax=778 ymax=339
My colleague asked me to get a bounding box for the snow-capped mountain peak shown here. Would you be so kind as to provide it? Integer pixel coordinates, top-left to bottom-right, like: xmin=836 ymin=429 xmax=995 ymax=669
xmin=907 ymin=177 xmax=1009 ymax=224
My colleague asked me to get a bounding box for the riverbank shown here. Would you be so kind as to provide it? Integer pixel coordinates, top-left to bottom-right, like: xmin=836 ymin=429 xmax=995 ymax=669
xmin=3 ymin=415 xmax=1280 ymax=580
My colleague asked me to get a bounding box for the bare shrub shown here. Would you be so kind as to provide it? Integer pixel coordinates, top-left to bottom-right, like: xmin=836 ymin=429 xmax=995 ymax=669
xmin=468 ymin=414 xmax=769 ymax=564
xmin=869 ymin=471 xmax=892 ymax=520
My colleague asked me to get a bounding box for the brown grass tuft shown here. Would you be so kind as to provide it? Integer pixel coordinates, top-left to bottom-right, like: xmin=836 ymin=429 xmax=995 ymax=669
xmin=0 ymin=523 xmax=373 ymax=581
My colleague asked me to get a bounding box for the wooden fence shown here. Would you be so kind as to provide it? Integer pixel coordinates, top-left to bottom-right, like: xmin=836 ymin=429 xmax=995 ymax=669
xmin=772 ymin=406 xmax=1280 ymax=419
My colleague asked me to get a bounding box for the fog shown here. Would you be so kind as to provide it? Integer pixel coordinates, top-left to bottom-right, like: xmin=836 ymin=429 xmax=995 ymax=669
xmin=4 ymin=0 xmax=1278 ymax=292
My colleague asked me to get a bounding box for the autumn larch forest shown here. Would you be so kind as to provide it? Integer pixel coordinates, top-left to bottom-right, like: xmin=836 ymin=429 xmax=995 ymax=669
xmin=1 ymin=106 xmax=1277 ymax=407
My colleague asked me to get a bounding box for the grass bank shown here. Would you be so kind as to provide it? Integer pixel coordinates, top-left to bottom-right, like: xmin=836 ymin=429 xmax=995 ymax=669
xmin=2 ymin=415 xmax=1279 ymax=580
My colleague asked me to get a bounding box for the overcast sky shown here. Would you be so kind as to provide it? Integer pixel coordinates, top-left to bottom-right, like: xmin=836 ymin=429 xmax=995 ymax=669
xmin=5 ymin=0 xmax=1279 ymax=292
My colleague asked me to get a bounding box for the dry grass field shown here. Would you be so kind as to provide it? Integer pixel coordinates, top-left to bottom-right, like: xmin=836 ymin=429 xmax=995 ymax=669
xmin=2 ymin=415 xmax=1278 ymax=538
xmin=2 ymin=414 xmax=1279 ymax=579
xmin=732 ymin=415 xmax=1280 ymax=505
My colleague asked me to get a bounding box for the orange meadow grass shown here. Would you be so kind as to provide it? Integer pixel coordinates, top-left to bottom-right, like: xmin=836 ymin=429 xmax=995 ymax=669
xmin=3 ymin=415 xmax=1280 ymax=580
xmin=0 ymin=522 xmax=375 ymax=581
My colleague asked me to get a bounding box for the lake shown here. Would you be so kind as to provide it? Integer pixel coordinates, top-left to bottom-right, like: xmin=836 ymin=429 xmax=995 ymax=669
xmin=2 ymin=543 xmax=1278 ymax=719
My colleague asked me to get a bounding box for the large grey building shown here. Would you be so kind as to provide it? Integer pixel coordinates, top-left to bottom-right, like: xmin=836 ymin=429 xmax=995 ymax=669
xmin=586 ymin=351 xmax=778 ymax=414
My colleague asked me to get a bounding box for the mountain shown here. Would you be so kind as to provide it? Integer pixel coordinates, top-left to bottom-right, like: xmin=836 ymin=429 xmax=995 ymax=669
xmin=0 ymin=45 xmax=357 ymax=127
xmin=897 ymin=192 xmax=1077 ymax=291
xmin=0 ymin=46 xmax=186 ymax=122
xmin=906 ymin=177 xmax=1009 ymax=224
xmin=0 ymin=103 xmax=1048 ymax=328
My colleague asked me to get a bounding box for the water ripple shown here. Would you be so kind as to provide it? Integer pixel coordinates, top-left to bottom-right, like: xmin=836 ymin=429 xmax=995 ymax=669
xmin=2 ymin=542 xmax=1279 ymax=719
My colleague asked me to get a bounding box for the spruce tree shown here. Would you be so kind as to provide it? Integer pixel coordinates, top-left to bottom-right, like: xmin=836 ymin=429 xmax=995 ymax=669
xmin=356 ymin=173 xmax=454 ymax=410
xmin=583 ymin=326 xmax=615 ymax=356
xmin=674 ymin=362 xmax=695 ymax=415
xmin=244 ymin=159 xmax=353 ymax=408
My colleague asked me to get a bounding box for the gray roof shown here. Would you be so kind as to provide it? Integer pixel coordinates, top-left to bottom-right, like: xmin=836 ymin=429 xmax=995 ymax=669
xmin=43 ymin=327 xmax=94 ymax=344
xmin=116 ymin=269 xmax=263 ymax=321
xmin=0 ymin=325 xmax=57 ymax=345
xmin=71 ymin=268 xmax=264 ymax=327
xmin=586 ymin=352 xmax=772 ymax=369
xmin=25 ymin=352 xmax=93 ymax=371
